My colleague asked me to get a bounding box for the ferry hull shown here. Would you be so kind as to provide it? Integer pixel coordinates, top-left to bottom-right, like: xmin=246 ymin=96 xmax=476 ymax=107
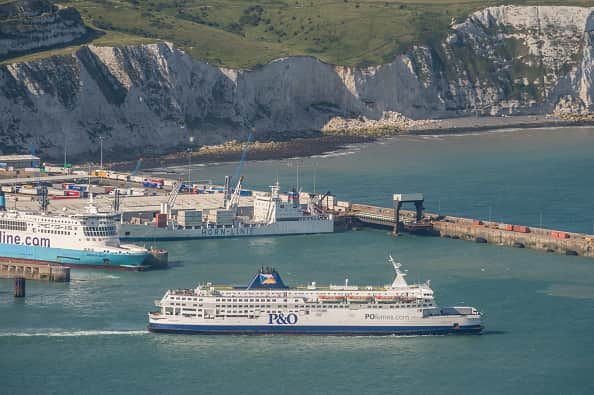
xmin=147 ymin=323 xmax=483 ymax=336
xmin=0 ymin=244 xmax=148 ymax=270
xmin=119 ymin=219 xmax=334 ymax=241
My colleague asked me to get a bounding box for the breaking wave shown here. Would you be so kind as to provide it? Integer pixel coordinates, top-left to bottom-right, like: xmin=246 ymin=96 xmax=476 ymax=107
xmin=0 ymin=330 xmax=147 ymax=337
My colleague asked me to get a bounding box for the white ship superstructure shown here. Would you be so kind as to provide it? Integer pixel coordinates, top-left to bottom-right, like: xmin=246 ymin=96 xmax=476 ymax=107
xmin=119 ymin=182 xmax=333 ymax=240
xmin=148 ymin=257 xmax=483 ymax=335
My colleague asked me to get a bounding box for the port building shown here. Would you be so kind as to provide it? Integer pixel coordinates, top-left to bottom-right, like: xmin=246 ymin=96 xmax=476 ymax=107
xmin=0 ymin=154 xmax=41 ymax=169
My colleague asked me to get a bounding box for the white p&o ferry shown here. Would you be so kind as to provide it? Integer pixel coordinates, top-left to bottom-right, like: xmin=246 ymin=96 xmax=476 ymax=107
xmin=148 ymin=257 xmax=483 ymax=335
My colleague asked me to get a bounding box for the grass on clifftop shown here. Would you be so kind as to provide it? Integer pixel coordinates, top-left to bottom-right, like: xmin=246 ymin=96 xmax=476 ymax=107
xmin=10 ymin=0 xmax=594 ymax=68
xmin=1 ymin=30 xmax=156 ymax=65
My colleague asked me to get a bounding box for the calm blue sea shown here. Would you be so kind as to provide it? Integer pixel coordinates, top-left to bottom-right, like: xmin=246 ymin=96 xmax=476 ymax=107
xmin=1 ymin=127 xmax=594 ymax=394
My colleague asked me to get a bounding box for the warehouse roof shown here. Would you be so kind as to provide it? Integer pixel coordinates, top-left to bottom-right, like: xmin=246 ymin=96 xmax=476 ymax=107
xmin=0 ymin=154 xmax=40 ymax=161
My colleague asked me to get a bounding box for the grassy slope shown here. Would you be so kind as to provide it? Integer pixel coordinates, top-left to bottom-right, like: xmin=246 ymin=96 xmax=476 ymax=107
xmin=4 ymin=0 xmax=594 ymax=67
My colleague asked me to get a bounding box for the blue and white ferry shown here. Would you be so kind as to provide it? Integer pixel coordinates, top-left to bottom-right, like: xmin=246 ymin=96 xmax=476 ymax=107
xmin=0 ymin=193 xmax=149 ymax=270
xmin=148 ymin=257 xmax=483 ymax=335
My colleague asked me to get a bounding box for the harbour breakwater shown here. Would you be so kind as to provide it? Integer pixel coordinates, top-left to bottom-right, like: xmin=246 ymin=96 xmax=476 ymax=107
xmin=4 ymin=5 xmax=594 ymax=161
xmin=342 ymin=204 xmax=594 ymax=259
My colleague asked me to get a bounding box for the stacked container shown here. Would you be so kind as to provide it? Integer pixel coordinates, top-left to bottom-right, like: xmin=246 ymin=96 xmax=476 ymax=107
xmin=177 ymin=210 xmax=202 ymax=228
xmin=206 ymin=209 xmax=234 ymax=225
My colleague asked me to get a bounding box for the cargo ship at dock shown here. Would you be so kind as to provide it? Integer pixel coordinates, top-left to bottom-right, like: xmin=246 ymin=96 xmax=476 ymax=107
xmin=119 ymin=182 xmax=333 ymax=241
xmin=0 ymin=192 xmax=150 ymax=270
xmin=148 ymin=257 xmax=483 ymax=335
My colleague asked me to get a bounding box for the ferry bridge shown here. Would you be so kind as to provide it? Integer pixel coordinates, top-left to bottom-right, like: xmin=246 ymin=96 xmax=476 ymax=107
xmin=349 ymin=193 xmax=427 ymax=234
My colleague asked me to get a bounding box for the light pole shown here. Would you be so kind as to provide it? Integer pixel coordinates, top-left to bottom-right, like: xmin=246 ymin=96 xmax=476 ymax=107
xmin=63 ymin=135 xmax=67 ymax=169
xmin=187 ymin=136 xmax=194 ymax=185
xmin=99 ymin=136 xmax=104 ymax=170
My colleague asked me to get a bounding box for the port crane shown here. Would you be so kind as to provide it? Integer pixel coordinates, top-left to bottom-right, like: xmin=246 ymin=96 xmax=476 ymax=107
xmin=224 ymin=131 xmax=253 ymax=214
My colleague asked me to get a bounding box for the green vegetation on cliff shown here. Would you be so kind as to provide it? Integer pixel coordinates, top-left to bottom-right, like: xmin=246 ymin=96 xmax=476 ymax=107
xmin=5 ymin=0 xmax=594 ymax=67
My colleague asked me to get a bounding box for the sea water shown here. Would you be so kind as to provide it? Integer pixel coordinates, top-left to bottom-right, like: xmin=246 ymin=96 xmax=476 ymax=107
xmin=1 ymin=127 xmax=594 ymax=394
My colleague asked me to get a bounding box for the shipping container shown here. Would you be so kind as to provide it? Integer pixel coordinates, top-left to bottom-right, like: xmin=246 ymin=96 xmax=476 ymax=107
xmin=129 ymin=188 xmax=147 ymax=196
xmin=156 ymin=213 xmax=167 ymax=228
xmin=557 ymin=232 xmax=570 ymax=239
xmin=177 ymin=210 xmax=202 ymax=227
xmin=504 ymin=224 xmax=514 ymax=231
xmin=550 ymin=231 xmax=558 ymax=238
xmin=513 ymin=225 xmax=530 ymax=233
xmin=65 ymin=190 xmax=81 ymax=197
xmin=239 ymin=190 xmax=253 ymax=197
xmin=46 ymin=188 xmax=66 ymax=196
xmin=472 ymin=219 xmax=483 ymax=226
xmin=143 ymin=181 xmax=161 ymax=188
xmin=44 ymin=166 xmax=66 ymax=173
xmin=149 ymin=178 xmax=165 ymax=185
xmin=68 ymin=185 xmax=86 ymax=192
xmin=206 ymin=209 xmax=234 ymax=225
xmin=19 ymin=188 xmax=39 ymax=195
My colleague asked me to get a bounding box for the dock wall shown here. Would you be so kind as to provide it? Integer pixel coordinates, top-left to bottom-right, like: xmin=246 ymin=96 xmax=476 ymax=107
xmin=433 ymin=218 xmax=594 ymax=258
xmin=0 ymin=262 xmax=70 ymax=282
xmin=339 ymin=203 xmax=594 ymax=259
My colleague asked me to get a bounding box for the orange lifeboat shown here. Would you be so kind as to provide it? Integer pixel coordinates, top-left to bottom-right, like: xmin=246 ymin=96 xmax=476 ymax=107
xmin=318 ymin=295 xmax=344 ymax=303
xmin=346 ymin=295 xmax=373 ymax=303
xmin=374 ymin=295 xmax=400 ymax=303
xmin=401 ymin=297 xmax=417 ymax=303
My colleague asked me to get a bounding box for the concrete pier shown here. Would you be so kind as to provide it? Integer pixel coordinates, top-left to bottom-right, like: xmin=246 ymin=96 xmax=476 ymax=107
xmin=337 ymin=202 xmax=594 ymax=259
xmin=433 ymin=216 xmax=594 ymax=258
xmin=0 ymin=261 xmax=71 ymax=282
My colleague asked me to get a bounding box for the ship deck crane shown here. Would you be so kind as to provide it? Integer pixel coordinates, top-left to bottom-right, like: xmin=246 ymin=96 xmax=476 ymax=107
xmin=225 ymin=175 xmax=244 ymax=214
xmin=224 ymin=131 xmax=253 ymax=211
xmin=162 ymin=179 xmax=183 ymax=217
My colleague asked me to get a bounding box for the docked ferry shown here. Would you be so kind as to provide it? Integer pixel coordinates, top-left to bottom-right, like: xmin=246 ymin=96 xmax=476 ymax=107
xmin=0 ymin=192 xmax=149 ymax=270
xmin=148 ymin=257 xmax=483 ymax=335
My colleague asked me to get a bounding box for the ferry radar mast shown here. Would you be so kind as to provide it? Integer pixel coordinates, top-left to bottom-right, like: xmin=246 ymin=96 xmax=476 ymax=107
xmin=388 ymin=255 xmax=408 ymax=288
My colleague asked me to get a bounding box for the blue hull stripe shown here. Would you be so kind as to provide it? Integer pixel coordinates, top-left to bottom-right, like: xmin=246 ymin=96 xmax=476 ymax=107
xmin=148 ymin=323 xmax=483 ymax=335
xmin=0 ymin=243 xmax=148 ymax=268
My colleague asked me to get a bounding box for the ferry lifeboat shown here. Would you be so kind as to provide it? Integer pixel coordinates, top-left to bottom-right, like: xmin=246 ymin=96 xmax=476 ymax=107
xmin=374 ymin=295 xmax=400 ymax=303
xmin=318 ymin=295 xmax=345 ymax=303
xmin=346 ymin=295 xmax=373 ymax=303
xmin=401 ymin=297 xmax=417 ymax=303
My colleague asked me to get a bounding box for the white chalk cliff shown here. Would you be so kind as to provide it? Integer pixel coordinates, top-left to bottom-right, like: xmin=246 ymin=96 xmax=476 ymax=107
xmin=2 ymin=5 xmax=594 ymax=160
